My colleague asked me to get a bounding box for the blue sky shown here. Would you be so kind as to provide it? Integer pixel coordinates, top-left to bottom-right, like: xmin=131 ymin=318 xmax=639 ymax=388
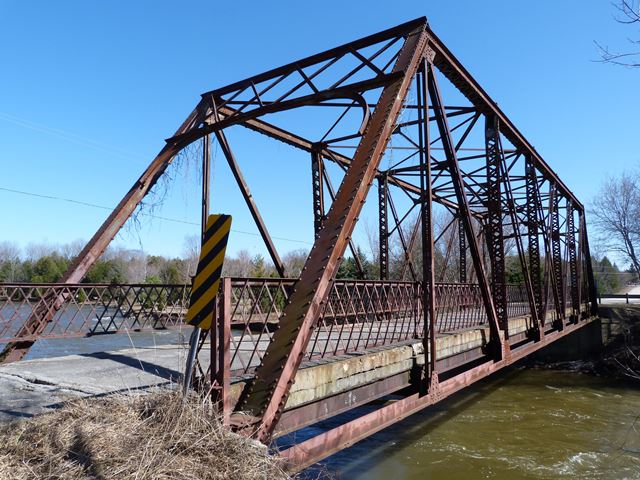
xmin=0 ymin=1 xmax=638 ymax=259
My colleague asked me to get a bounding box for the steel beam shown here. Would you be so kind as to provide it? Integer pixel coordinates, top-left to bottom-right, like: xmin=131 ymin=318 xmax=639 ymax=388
xmin=484 ymin=114 xmax=508 ymax=337
xmin=458 ymin=216 xmax=467 ymax=283
xmin=274 ymin=372 xmax=411 ymax=438
xmin=214 ymin=105 xmax=483 ymax=220
xmin=311 ymin=147 xmax=325 ymax=237
xmin=426 ymin=27 xmax=582 ymax=209
xmin=567 ymin=202 xmax=580 ymax=320
xmin=500 ymin=157 xmax=541 ymax=338
xmin=400 ymin=219 xmax=420 ymax=280
xmin=550 ymin=185 xmax=565 ymax=325
xmin=279 ymin=318 xmax=596 ymax=472
xmin=525 ymin=157 xmax=543 ymax=324
xmin=387 ymin=193 xmax=417 ymax=280
xmin=580 ymin=214 xmax=599 ymax=316
xmin=417 ymin=61 xmax=438 ymax=388
xmin=378 ymin=176 xmax=389 ymax=280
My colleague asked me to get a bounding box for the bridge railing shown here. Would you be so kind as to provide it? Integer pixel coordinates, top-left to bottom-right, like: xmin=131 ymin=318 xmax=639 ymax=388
xmin=2 ymin=279 xmax=557 ymax=372
xmin=433 ymin=283 xmax=485 ymax=332
xmin=226 ymin=278 xmax=421 ymax=375
xmin=0 ymin=283 xmax=191 ymax=343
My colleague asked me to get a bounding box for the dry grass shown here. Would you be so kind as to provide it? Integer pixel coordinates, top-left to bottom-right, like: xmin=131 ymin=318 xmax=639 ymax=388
xmin=0 ymin=391 xmax=293 ymax=480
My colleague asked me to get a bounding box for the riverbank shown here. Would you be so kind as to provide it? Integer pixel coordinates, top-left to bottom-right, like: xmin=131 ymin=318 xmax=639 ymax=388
xmin=531 ymin=304 xmax=640 ymax=381
xmin=0 ymin=391 xmax=292 ymax=480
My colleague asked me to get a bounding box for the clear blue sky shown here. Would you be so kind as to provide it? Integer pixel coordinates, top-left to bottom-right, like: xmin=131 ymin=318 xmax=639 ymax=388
xmin=1 ymin=1 xmax=638 ymax=259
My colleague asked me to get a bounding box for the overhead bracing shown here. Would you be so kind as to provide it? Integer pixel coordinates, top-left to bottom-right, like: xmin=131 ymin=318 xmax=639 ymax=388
xmin=0 ymin=17 xmax=599 ymax=459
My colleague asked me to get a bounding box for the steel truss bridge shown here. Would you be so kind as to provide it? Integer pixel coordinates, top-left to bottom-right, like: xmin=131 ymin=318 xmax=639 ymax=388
xmin=0 ymin=18 xmax=598 ymax=470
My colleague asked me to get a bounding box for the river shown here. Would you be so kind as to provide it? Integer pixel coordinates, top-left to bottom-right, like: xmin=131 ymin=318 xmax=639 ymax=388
xmin=303 ymin=367 xmax=640 ymax=479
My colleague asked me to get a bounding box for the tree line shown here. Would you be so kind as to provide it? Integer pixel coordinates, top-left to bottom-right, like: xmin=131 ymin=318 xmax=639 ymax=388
xmin=0 ymin=237 xmax=566 ymax=287
xmin=0 ymin=238 xmax=305 ymax=285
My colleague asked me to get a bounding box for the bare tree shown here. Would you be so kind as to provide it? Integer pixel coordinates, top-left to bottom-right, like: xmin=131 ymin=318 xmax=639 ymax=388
xmin=119 ymin=249 xmax=148 ymax=283
xmin=282 ymin=249 xmax=309 ymax=278
xmin=60 ymin=239 xmax=87 ymax=260
xmin=590 ymin=170 xmax=640 ymax=277
xmin=223 ymin=249 xmax=253 ymax=277
xmin=24 ymin=242 xmax=58 ymax=260
xmin=182 ymin=234 xmax=200 ymax=278
xmin=597 ymin=1 xmax=640 ymax=66
xmin=0 ymin=241 xmax=22 ymax=281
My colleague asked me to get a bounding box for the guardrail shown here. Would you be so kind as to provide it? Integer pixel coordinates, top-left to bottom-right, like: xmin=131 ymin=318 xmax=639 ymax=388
xmin=597 ymin=293 xmax=640 ymax=304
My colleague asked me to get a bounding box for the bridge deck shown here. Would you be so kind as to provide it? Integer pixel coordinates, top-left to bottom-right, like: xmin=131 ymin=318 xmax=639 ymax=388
xmin=0 ymin=308 xmax=584 ymax=424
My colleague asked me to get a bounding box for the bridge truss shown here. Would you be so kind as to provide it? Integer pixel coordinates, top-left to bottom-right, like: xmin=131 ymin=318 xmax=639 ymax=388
xmin=1 ymin=17 xmax=598 ymax=469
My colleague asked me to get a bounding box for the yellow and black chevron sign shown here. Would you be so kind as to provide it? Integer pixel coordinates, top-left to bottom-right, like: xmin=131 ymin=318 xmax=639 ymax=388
xmin=185 ymin=214 xmax=232 ymax=329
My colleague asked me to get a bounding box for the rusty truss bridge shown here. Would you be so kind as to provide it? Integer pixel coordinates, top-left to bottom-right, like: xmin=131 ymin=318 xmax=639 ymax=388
xmin=0 ymin=18 xmax=598 ymax=470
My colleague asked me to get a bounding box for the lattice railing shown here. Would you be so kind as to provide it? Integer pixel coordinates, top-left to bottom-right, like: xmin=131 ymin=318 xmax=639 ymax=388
xmin=2 ymin=279 xmax=577 ymax=374
xmin=0 ymin=283 xmax=190 ymax=342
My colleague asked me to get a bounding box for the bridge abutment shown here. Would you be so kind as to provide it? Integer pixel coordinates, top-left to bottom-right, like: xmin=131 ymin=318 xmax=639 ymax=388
xmin=531 ymin=318 xmax=603 ymax=363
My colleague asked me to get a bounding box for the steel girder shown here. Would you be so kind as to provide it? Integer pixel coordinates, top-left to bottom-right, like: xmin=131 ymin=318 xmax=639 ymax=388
xmin=550 ymin=185 xmax=566 ymax=325
xmin=378 ymin=176 xmax=390 ymax=280
xmin=525 ymin=157 xmax=543 ymax=324
xmin=311 ymin=147 xmax=325 ymax=238
xmin=484 ymin=114 xmax=508 ymax=337
xmin=416 ymin=61 xmax=437 ymax=387
xmin=458 ymin=217 xmax=467 ymax=283
xmin=567 ymin=202 xmax=580 ymax=320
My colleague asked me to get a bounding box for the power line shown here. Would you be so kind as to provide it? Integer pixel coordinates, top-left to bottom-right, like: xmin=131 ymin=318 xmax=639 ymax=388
xmin=0 ymin=111 xmax=141 ymax=162
xmin=0 ymin=186 xmax=313 ymax=246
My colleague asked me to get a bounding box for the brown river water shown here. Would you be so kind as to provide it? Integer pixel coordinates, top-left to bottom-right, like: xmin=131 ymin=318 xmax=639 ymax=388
xmin=302 ymin=367 xmax=640 ymax=479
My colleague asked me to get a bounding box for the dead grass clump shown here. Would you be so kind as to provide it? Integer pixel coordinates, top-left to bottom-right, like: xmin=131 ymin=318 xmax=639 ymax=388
xmin=0 ymin=391 xmax=292 ymax=480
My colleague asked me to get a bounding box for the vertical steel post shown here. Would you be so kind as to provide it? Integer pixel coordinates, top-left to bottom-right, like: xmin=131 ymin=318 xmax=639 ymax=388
xmin=379 ymin=175 xmax=389 ymax=280
xmin=458 ymin=216 xmax=467 ymax=283
xmin=580 ymin=213 xmax=598 ymax=316
xmin=484 ymin=114 xmax=508 ymax=339
xmin=550 ymin=185 xmax=565 ymax=327
xmin=311 ymin=146 xmax=325 ymax=238
xmin=577 ymin=209 xmax=585 ymax=316
xmin=567 ymin=202 xmax=580 ymax=321
xmin=417 ymin=60 xmax=437 ymax=388
xmin=525 ymin=157 xmax=543 ymax=326
xmin=501 ymin=154 xmax=541 ymax=337
xmin=218 ymin=277 xmax=232 ymax=425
